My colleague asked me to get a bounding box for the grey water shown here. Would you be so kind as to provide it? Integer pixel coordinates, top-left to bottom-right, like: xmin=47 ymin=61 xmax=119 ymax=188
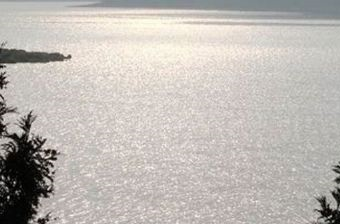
xmin=1 ymin=2 xmax=340 ymax=224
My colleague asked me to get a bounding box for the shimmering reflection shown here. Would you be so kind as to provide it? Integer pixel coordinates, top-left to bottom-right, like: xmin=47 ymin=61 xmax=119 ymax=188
xmin=1 ymin=3 xmax=340 ymax=224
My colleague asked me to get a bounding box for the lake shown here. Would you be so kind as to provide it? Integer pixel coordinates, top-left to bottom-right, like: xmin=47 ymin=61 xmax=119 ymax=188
xmin=1 ymin=2 xmax=340 ymax=223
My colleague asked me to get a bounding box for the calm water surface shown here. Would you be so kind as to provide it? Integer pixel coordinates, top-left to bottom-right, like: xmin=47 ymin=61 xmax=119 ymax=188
xmin=1 ymin=2 xmax=340 ymax=224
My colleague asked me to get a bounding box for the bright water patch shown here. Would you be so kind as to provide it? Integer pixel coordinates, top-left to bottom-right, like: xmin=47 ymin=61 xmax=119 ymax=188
xmin=1 ymin=3 xmax=340 ymax=224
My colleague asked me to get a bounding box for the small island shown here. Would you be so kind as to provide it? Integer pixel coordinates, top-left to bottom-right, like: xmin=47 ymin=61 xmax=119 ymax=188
xmin=0 ymin=48 xmax=71 ymax=64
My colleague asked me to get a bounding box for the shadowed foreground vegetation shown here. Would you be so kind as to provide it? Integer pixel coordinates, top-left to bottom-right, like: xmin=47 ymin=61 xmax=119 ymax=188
xmin=313 ymin=163 xmax=340 ymax=224
xmin=0 ymin=45 xmax=59 ymax=224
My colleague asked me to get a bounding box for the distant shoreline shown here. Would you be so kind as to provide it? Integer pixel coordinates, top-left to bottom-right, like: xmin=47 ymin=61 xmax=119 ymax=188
xmin=0 ymin=48 xmax=71 ymax=64
xmin=81 ymin=1 xmax=340 ymax=19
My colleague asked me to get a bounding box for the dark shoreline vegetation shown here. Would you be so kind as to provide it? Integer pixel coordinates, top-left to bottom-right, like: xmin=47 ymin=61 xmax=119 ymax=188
xmin=314 ymin=163 xmax=340 ymax=224
xmin=0 ymin=48 xmax=71 ymax=64
xmin=0 ymin=45 xmax=59 ymax=224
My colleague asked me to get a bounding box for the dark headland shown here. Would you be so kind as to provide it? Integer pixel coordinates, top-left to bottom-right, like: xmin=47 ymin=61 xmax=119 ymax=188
xmin=0 ymin=48 xmax=71 ymax=64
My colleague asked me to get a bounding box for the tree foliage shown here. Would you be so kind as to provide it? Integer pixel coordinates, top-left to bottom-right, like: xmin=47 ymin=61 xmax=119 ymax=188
xmin=314 ymin=163 xmax=340 ymax=224
xmin=0 ymin=44 xmax=59 ymax=224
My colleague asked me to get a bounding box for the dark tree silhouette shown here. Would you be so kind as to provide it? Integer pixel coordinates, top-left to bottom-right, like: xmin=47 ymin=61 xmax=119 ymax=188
xmin=314 ymin=163 xmax=340 ymax=224
xmin=0 ymin=44 xmax=59 ymax=224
